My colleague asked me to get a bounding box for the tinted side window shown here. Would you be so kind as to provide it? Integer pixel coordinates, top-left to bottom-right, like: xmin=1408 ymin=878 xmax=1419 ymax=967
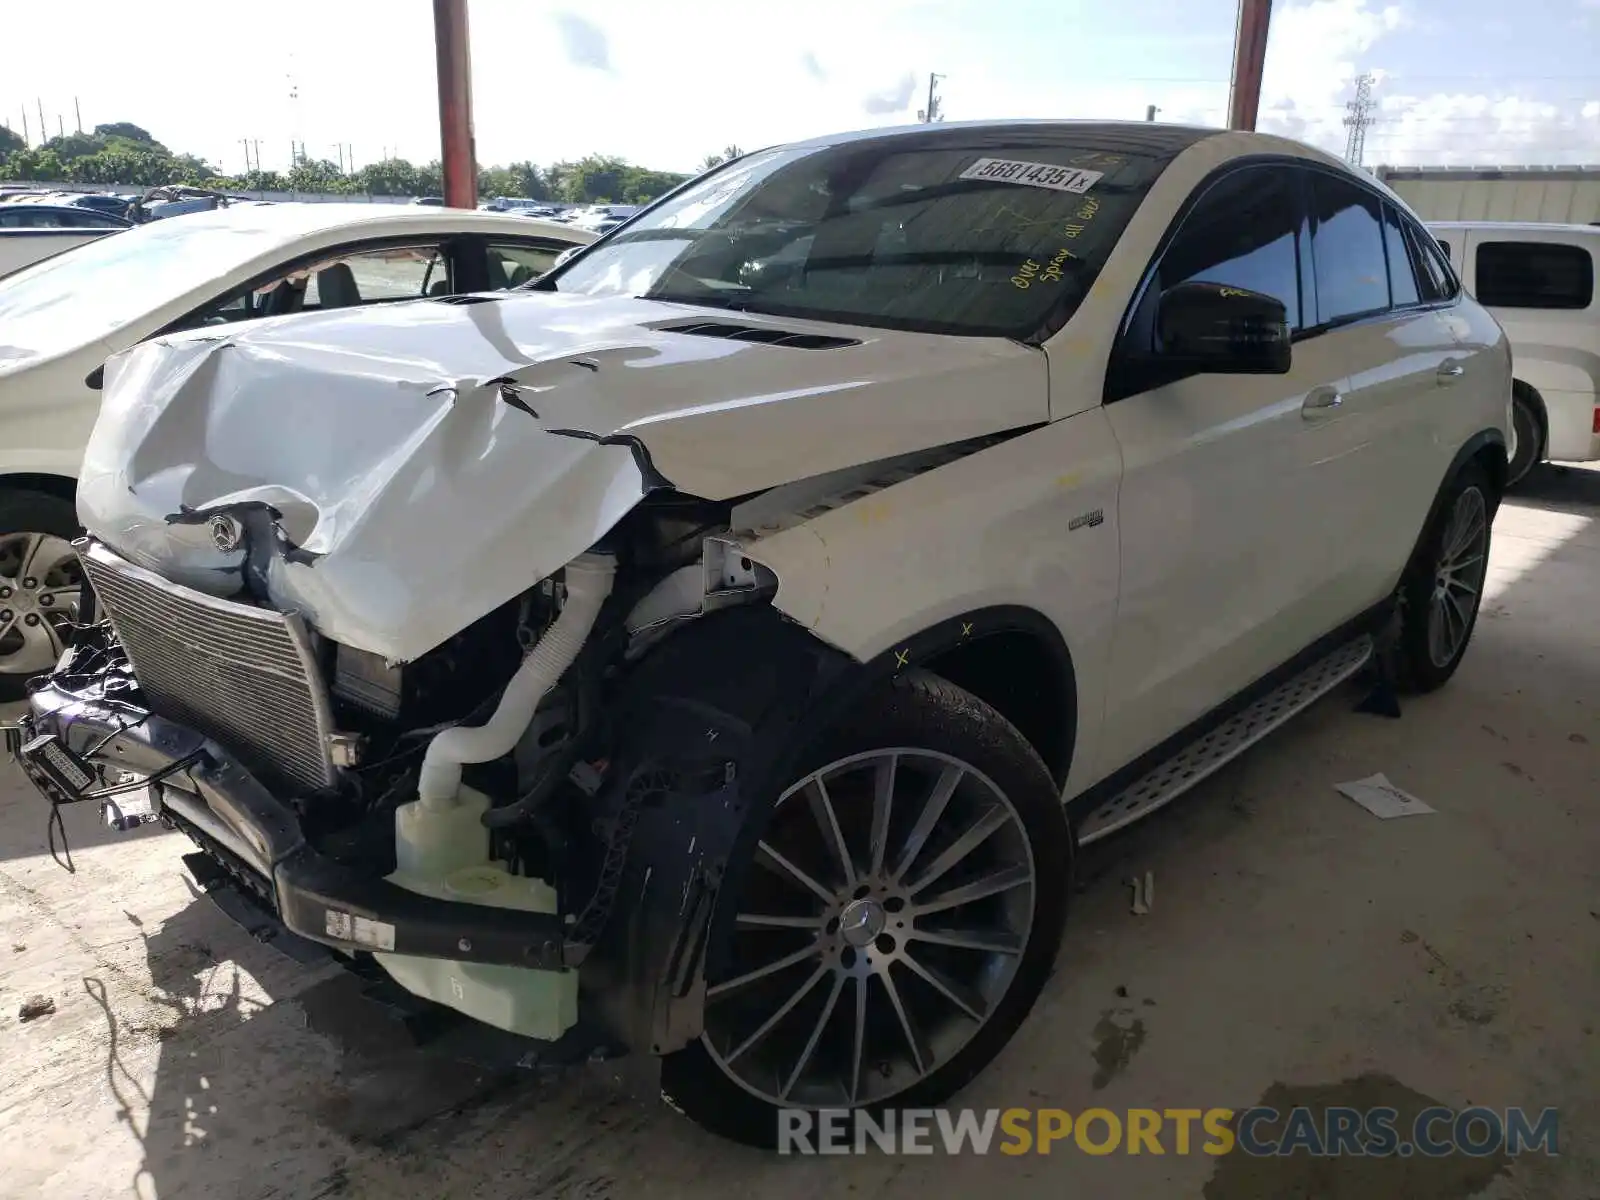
xmin=1408 ymin=224 xmax=1457 ymax=303
xmin=1475 ymin=241 xmax=1594 ymax=310
xmin=1383 ymin=205 xmax=1420 ymax=307
xmin=1310 ymin=173 xmax=1389 ymax=323
xmin=1156 ymin=165 xmax=1303 ymax=329
xmin=1435 ymin=238 xmax=1451 ymax=260
xmin=488 ymin=242 xmax=565 ymax=289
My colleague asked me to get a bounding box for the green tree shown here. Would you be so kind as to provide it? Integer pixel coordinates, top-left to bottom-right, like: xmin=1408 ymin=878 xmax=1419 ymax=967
xmin=0 ymin=148 xmax=64 ymax=181
xmin=699 ymin=144 xmax=745 ymax=172
xmin=92 ymin=122 xmax=159 ymax=146
xmin=288 ymin=158 xmax=352 ymax=194
xmin=355 ymin=158 xmax=425 ymax=196
xmin=41 ymin=132 xmax=102 ymax=161
xmin=561 ymin=154 xmax=630 ymax=203
xmin=0 ymin=125 xmax=23 ymax=158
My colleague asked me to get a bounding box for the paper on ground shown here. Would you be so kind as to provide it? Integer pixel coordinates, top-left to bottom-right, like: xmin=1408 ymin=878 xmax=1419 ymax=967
xmin=1335 ymin=773 xmax=1436 ymax=819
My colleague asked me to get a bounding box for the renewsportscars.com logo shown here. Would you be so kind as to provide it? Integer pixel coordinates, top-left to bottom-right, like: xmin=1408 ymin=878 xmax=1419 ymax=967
xmin=777 ymin=1106 xmax=1561 ymax=1157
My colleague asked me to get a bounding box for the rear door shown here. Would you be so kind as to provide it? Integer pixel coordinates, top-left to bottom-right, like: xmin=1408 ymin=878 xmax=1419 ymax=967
xmin=1296 ymin=169 xmax=1464 ymax=622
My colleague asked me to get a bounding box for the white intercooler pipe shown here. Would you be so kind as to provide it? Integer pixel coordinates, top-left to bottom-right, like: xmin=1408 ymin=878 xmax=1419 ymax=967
xmin=417 ymin=552 xmax=616 ymax=809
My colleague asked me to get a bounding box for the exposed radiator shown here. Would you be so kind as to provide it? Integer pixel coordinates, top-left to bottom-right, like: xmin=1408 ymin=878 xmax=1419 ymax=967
xmin=79 ymin=541 xmax=338 ymax=793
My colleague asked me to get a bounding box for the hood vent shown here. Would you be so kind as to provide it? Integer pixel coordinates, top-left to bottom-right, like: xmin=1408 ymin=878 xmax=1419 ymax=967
xmin=659 ymin=321 xmax=859 ymax=351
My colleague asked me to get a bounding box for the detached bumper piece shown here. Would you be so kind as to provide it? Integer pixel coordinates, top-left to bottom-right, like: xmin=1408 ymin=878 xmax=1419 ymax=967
xmin=18 ymin=675 xmax=570 ymax=973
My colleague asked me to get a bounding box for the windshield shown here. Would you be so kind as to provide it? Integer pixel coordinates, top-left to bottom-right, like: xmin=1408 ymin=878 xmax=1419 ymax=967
xmin=541 ymin=136 xmax=1170 ymax=338
xmin=0 ymin=216 xmax=289 ymax=365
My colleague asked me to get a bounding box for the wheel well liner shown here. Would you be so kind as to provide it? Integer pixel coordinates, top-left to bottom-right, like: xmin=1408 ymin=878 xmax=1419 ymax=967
xmin=576 ymin=603 xmax=1078 ymax=1060
xmin=1512 ymin=378 xmax=1549 ymax=457
xmin=1404 ymin=428 xmax=1506 ymax=579
xmin=884 ymin=608 xmax=1077 ymax=787
xmin=0 ymin=473 xmax=77 ymax=506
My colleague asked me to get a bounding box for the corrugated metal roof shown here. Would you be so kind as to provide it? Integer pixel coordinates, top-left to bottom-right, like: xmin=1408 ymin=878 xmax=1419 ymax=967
xmin=1375 ymin=166 xmax=1600 ymax=225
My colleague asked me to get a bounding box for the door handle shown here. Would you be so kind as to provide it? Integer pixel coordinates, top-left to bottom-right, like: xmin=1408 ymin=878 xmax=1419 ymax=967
xmin=1302 ymin=387 xmax=1343 ymax=418
xmin=1437 ymin=359 xmax=1465 ymax=383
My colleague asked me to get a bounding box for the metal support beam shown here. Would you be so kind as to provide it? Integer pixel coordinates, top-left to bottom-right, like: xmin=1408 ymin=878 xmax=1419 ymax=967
xmin=1227 ymin=0 xmax=1273 ymax=132
xmin=433 ymin=0 xmax=477 ymax=208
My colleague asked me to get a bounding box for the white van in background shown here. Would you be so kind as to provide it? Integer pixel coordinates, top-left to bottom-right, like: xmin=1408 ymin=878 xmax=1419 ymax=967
xmin=1430 ymin=221 xmax=1599 ymax=485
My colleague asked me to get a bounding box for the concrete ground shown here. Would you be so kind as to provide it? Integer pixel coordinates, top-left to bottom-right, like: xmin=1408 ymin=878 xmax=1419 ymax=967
xmin=0 ymin=467 xmax=1595 ymax=1200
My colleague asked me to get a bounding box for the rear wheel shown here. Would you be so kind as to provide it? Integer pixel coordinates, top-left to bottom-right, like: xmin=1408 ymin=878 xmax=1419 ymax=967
xmin=1506 ymin=389 xmax=1542 ymax=488
xmin=0 ymin=491 xmax=83 ymax=702
xmin=1397 ymin=464 xmax=1493 ymax=693
xmin=660 ymin=671 xmax=1072 ymax=1148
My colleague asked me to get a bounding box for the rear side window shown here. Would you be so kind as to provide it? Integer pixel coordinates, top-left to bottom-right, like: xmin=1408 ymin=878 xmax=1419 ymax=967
xmin=1309 ymin=173 xmax=1389 ymax=323
xmin=1475 ymin=241 xmax=1594 ymax=310
xmin=1407 ymin=225 xmax=1457 ymax=302
xmin=1382 ymin=205 xmax=1420 ymax=307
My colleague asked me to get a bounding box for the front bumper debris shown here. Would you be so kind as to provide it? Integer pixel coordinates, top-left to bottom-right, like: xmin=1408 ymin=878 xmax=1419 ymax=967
xmin=16 ymin=670 xmax=569 ymax=972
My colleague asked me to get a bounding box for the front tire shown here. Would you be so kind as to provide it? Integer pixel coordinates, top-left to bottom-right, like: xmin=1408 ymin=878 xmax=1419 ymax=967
xmin=0 ymin=490 xmax=83 ymax=702
xmin=1397 ymin=464 xmax=1494 ymax=693
xmin=660 ymin=671 xmax=1072 ymax=1148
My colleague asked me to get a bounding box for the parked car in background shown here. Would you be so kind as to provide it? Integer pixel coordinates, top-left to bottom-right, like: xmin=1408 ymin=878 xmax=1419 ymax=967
xmin=0 ymin=203 xmax=595 ymax=695
xmin=410 ymin=196 xmax=446 ymax=206
xmin=569 ymin=203 xmax=640 ymax=234
xmin=0 ymin=203 xmax=132 ymax=278
xmin=479 ymin=197 xmax=560 ymax=217
xmin=1430 ymin=221 xmax=1599 ymax=485
xmin=57 ymin=192 xmax=139 ymax=221
xmin=6 ymin=191 xmax=140 ymax=222
xmin=11 ymin=121 xmax=1508 ymax=1147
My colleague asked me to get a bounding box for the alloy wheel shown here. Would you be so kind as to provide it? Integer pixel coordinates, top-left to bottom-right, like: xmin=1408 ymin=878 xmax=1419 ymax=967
xmin=0 ymin=532 xmax=82 ymax=679
xmin=700 ymin=748 xmax=1037 ymax=1108
xmin=1427 ymin=487 xmax=1489 ymax=668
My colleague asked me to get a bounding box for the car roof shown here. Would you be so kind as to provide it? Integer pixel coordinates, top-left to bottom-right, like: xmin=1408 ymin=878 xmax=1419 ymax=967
xmin=1427 ymin=220 xmax=1600 ymax=234
xmin=127 ymin=201 xmax=592 ymax=243
xmin=758 ymin=119 xmax=1355 ymax=179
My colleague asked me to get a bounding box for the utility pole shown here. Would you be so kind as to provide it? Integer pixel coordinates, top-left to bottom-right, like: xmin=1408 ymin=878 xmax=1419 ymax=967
xmin=74 ymin=97 xmax=82 ymax=134
xmin=57 ymin=116 xmax=64 ymax=139
xmin=434 ymin=0 xmax=478 ymax=207
xmin=1343 ymin=71 xmax=1376 ymax=166
xmin=1146 ymin=104 xmax=1160 ymax=122
xmin=917 ymin=72 xmax=945 ymax=123
xmin=20 ymin=109 xmax=27 ymax=147
xmin=36 ymin=99 xmax=45 ymax=143
xmin=1227 ymin=0 xmax=1272 ymax=131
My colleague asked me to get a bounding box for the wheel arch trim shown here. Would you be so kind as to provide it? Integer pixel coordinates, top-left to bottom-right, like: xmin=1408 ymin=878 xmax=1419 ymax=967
xmin=1403 ymin=427 xmax=1506 ymax=582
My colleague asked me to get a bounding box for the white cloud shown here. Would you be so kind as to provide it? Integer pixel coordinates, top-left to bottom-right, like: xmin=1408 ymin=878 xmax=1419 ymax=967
xmin=553 ymin=12 xmax=612 ymax=72
xmin=1368 ymin=92 xmax=1600 ymax=165
xmin=863 ymin=73 xmax=919 ymax=116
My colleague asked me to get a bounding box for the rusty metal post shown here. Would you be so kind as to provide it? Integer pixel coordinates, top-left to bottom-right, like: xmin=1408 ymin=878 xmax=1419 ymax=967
xmin=433 ymin=0 xmax=478 ymax=208
xmin=1227 ymin=0 xmax=1273 ymax=132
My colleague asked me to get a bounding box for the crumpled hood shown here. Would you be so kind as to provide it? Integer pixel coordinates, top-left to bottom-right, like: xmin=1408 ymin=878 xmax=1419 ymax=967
xmin=79 ymin=290 xmax=1046 ymax=661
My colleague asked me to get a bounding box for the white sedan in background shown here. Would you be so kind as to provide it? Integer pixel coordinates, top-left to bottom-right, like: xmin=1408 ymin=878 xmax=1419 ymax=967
xmin=0 ymin=203 xmax=595 ymax=696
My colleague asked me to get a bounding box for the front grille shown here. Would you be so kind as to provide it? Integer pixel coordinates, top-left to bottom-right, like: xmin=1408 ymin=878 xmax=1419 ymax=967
xmin=79 ymin=541 xmax=337 ymax=793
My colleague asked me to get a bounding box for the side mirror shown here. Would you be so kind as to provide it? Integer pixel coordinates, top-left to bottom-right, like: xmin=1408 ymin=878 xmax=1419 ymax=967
xmin=1155 ymin=281 xmax=1291 ymax=375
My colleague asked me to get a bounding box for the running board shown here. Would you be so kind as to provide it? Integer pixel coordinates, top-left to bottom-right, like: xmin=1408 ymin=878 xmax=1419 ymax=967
xmin=1077 ymin=636 xmax=1374 ymax=846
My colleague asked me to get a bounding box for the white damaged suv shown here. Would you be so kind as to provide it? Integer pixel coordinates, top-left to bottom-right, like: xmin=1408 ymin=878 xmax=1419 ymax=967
xmin=10 ymin=121 xmax=1509 ymax=1146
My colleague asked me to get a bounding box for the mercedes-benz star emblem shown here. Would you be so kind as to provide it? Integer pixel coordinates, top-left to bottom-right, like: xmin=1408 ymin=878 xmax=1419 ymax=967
xmin=207 ymin=514 xmax=244 ymax=553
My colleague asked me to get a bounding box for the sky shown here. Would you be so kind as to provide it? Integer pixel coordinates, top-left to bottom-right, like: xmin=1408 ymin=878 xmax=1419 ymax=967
xmin=2 ymin=0 xmax=1597 ymax=176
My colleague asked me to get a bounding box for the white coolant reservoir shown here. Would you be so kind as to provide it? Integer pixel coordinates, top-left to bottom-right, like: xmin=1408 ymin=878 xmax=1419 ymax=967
xmin=377 ymin=785 xmax=578 ymax=1041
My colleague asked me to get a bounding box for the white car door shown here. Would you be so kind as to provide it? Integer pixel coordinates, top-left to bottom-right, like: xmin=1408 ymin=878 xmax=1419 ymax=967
xmin=1095 ymin=162 xmax=1357 ymax=775
xmin=1299 ymin=172 xmax=1476 ymax=621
